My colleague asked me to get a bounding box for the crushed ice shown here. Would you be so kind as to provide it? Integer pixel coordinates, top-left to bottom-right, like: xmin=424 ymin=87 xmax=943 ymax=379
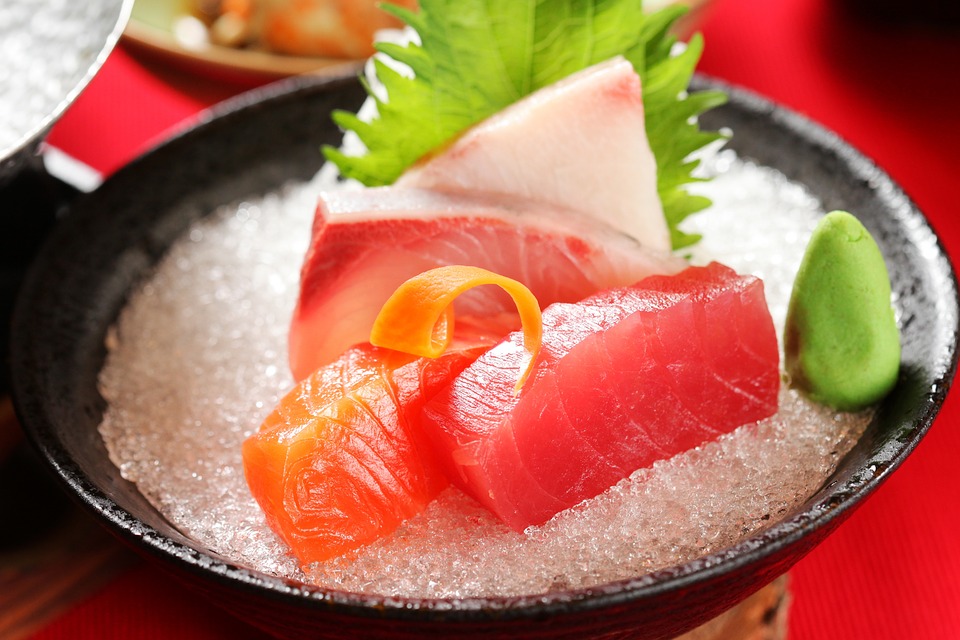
xmin=97 ymin=152 xmax=869 ymax=598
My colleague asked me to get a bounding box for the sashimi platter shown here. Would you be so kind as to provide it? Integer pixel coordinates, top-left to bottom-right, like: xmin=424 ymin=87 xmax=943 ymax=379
xmin=12 ymin=0 xmax=958 ymax=637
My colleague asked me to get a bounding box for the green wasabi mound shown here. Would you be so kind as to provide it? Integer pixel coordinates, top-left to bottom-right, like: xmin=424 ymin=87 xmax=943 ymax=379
xmin=785 ymin=211 xmax=901 ymax=411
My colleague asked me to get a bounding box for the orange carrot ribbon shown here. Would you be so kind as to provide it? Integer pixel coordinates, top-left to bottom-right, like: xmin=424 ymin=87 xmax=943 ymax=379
xmin=370 ymin=265 xmax=542 ymax=391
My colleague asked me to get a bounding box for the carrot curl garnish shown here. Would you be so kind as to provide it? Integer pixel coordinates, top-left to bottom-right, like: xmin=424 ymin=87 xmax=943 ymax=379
xmin=370 ymin=266 xmax=542 ymax=391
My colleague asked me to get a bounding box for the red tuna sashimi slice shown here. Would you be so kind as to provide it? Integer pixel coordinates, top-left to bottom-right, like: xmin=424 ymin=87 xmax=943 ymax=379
xmin=422 ymin=263 xmax=780 ymax=531
xmin=244 ymin=325 xmax=498 ymax=565
xmin=289 ymin=187 xmax=683 ymax=381
xmin=397 ymin=57 xmax=669 ymax=252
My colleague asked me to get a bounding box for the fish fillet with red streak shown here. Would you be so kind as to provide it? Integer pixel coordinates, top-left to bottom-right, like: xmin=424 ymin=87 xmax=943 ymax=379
xmin=289 ymin=187 xmax=683 ymax=381
xmin=422 ymin=263 xmax=781 ymax=531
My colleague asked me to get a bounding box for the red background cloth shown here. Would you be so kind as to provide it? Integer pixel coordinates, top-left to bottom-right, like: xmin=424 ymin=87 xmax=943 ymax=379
xmin=36 ymin=0 xmax=960 ymax=637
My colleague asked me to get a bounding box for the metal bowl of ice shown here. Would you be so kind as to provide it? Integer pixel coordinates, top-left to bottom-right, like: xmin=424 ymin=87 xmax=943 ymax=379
xmin=0 ymin=0 xmax=131 ymax=185
xmin=9 ymin=74 xmax=958 ymax=639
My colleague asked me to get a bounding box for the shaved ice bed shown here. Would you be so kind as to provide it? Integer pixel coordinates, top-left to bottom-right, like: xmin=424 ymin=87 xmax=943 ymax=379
xmin=98 ymin=149 xmax=872 ymax=598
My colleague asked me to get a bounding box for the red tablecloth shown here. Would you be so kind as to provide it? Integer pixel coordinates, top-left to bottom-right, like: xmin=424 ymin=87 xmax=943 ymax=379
xmin=33 ymin=0 xmax=960 ymax=637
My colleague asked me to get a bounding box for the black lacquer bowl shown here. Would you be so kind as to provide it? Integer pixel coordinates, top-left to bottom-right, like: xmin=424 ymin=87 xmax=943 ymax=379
xmin=10 ymin=74 xmax=959 ymax=639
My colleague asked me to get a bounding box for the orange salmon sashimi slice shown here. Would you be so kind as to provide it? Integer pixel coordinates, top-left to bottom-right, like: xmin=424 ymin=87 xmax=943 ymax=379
xmin=243 ymin=328 xmax=496 ymax=566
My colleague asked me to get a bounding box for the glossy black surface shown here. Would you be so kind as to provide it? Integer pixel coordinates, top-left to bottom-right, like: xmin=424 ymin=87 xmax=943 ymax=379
xmin=0 ymin=161 xmax=79 ymax=393
xmin=10 ymin=75 xmax=959 ymax=639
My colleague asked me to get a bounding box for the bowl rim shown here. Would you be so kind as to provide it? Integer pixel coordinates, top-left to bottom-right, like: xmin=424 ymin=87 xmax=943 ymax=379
xmin=11 ymin=71 xmax=960 ymax=623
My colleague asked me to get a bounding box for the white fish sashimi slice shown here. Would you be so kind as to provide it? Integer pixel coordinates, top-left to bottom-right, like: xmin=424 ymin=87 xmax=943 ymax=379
xmin=288 ymin=187 xmax=684 ymax=381
xmin=397 ymin=56 xmax=670 ymax=252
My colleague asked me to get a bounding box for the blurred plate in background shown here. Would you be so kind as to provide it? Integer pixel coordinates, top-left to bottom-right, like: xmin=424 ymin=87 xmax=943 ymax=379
xmin=122 ymin=0 xmax=711 ymax=87
xmin=124 ymin=0 xmax=365 ymax=86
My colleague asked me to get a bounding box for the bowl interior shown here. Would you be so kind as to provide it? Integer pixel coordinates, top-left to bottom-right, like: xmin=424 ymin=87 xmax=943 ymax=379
xmin=10 ymin=74 xmax=959 ymax=638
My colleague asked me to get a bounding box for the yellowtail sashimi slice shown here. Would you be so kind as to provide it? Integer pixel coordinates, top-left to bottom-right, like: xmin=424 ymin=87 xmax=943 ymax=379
xmin=289 ymin=187 xmax=683 ymax=381
xmin=397 ymin=57 xmax=669 ymax=252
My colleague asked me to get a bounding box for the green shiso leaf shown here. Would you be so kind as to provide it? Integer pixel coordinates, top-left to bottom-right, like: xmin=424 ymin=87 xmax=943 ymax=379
xmin=323 ymin=0 xmax=726 ymax=250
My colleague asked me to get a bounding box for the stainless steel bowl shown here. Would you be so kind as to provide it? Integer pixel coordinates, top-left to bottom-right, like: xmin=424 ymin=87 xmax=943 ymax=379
xmin=0 ymin=0 xmax=131 ymax=185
